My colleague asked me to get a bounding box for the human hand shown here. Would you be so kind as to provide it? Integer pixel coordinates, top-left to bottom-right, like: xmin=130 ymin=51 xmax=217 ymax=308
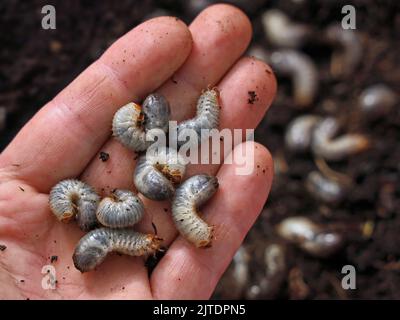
xmin=0 ymin=4 xmax=276 ymax=299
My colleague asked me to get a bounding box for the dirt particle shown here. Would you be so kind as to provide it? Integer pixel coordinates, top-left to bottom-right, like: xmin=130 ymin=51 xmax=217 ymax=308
xmin=51 ymin=255 xmax=58 ymax=263
xmin=247 ymin=91 xmax=259 ymax=104
xmin=163 ymin=208 xmax=168 ymax=213
xmin=12 ymin=164 xmax=20 ymax=167
xmin=171 ymin=77 xmax=178 ymax=84
xmin=99 ymin=151 xmax=110 ymax=162
xmin=0 ymin=244 xmax=6 ymax=251
xmin=19 ymin=186 xmax=25 ymax=192
xmin=20 ymin=279 xmax=25 ymax=283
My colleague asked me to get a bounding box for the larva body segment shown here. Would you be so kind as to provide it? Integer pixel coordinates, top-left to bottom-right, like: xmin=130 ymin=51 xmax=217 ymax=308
xmin=96 ymin=190 xmax=144 ymax=228
xmin=276 ymin=216 xmax=344 ymax=258
xmin=305 ymin=171 xmax=347 ymax=205
xmin=73 ymin=228 xmax=162 ymax=272
xmin=49 ymin=179 xmax=99 ymax=231
xmin=285 ymin=115 xmax=322 ymax=152
xmin=311 ymin=117 xmax=369 ymax=161
xmin=134 ymin=147 xmax=186 ymax=201
xmin=269 ymin=50 xmax=318 ymax=108
xmin=112 ymin=93 xmax=170 ymax=152
xmin=262 ymin=9 xmax=313 ymax=48
xmin=177 ymin=88 xmax=220 ymax=149
xmin=359 ymin=84 xmax=398 ymax=119
xmin=172 ymin=174 xmax=219 ymax=248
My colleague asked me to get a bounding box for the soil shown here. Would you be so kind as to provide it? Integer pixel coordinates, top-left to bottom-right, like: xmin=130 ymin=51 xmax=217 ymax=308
xmin=0 ymin=0 xmax=399 ymax=299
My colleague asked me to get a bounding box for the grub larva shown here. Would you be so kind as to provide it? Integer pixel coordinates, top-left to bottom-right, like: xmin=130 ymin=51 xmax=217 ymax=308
xmin=276 ymin=216 xmax=344 ymax=258
xmin=96 ymin=189 xmax=144 ymax=228
xmin=134 ymin=147 xmax=186 ymax=201
xmin=305 ymin=171 xmax=347 ymax=205
xmin=359 ymin=84 xmax=398 ymax=119
xmin=285 ymin=115 xmax=322 ymax=152
xmin=325 ymin=24 xmax=362 ymax=78
xmin=49 ymin=179 xmax=100 ymax=231
xmin=269 ymin=49 xmax=318 ymax=108
xmin=311 ymin=117 xmax=369 ymax=161
xmin=171 ymin=174 xmax=219 ymax=248
xmin=261 ymin=9 xmax=313 ymax=48
xmin=112 ymin=93 xmax=170 ymax=152
xmin=177 ymin=88 xmax=220 ymax=149
xmin=72 ymin=227 xmax=162 ymax=272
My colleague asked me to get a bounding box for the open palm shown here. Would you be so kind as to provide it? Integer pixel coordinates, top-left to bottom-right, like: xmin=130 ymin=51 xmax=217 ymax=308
xmin=0 ymin=4 xmax=276 ymax=300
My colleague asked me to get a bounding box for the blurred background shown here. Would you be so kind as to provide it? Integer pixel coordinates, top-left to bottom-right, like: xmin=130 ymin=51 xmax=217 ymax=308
xmin=1 ymin=0 xmax=399 ymax=299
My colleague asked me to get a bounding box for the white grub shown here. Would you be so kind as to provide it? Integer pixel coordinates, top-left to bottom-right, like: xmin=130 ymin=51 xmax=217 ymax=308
xmin=177 ymin=88 xmax=220 ymax=149
xmin=325 ymin=24 xmax=362 ymax=78
xmin=73 ymin=228 xmax=162 ymax=273
xmin=134 ymin=147 xmax=186 ymax=201
xmin=246 ymin=243 xmax=287 ymax=299
xmin=112 ymin=93 xmax=170 ymax=152
xmin=276 ymin=216 xmax=344 ymax=258
xmin=269 ymin=49 xmax=318 ymax=108
xmin=262 ymin=9 xmax=313 ymax=48
xmin=305 ymin=171 xmax=348 ymax=205
xmin=359 ymin=84 xmax=398 ymax=119
xmin=285 ymin=115 xmax=322 ymax=152
xmin=96 ymin=190 xmax=144 ymax=228
xmin=311 ymin=117 xmax=369 ymax=161
xmin=172 ymin=174 xmax=219 ymax=248
xmin=49 ymin=179 xmax=99 ymax=231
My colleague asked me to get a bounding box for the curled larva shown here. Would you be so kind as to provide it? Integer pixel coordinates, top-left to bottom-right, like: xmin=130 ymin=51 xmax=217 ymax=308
xmin=134 ymin=147 xmax=186 ymax=201
xmin=276 ymin=216 xmax=344 ymax=258
xmin=311 ymin=117 xmax=369 ymax=161
xmin=49 ymin=179 xmax=99 ymax=231
xmin=285 ymin=115 xmax=322 ymax=152
xmin=171 ymin=174 xmax=219 ymax=248
xmin=325 ymin=24 xmax=362 ymax=78
xmin=269 ymin=49 xmax=318 ymax=108
xmin=359 ymin=84 xmax=398 ymax=119
xmin=177 ymin=88 xmax=220 ymax=149
xmin=261 ymin=9 xmax=313 ymax=48
xmin=96 ymin=190 xmax=144 ymax=228
xmin=73 ymin=228 xmax=162 ymax=272
xmin=305 ymin=171 xmax=348 ymax=205
xmin=112 ymin=93 xmax=170 ymax=152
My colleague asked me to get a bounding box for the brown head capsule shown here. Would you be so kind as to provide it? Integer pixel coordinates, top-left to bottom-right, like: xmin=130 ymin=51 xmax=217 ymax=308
xmin=171 ymin=174 xmax=219 ymax=248
xmin=269 ymin=49 xmax=318 ymax=108
xmin=305 ymin=170 xmax=348 ymax=205
xmin=325 ymin=24 xmax=362 ymax=78
xmin=285 ymin=115 xmax=322 ymax=152
xmin=276 ymin=216 xmax=344 ymax=258
xmin=262 ymin=9 xmax=313 ymax=48
xmin=49 ymin=179 xmax=99 ymax=231
xmin=311 ymin=117 xmax=369 ymax=161
xmin=96 ymin=189 xmax=144 ymax=228
xmin=177 ymin=88 xmax=220 ymax=149
xmin=72 ymin=228 xmax=162 ymax=273
xmin=359 ymin=84 xmax=398 ymax=119
xmin=112 ymin=93 xmax=170 ymax=152
xmin=134 ymin=147 xmax=186 ymax=201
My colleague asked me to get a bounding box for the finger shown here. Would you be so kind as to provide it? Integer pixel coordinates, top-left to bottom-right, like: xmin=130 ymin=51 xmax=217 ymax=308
xmin=150 ymin=141 xmax=273 ymax=299
xmin=83 ymin=57 xmax=276 ymax=246
xmin=0 ymin=17 xmax=192 ymax=192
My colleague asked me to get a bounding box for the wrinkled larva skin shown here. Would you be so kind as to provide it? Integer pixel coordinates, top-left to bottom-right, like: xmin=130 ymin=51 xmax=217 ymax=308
xmin=285 ymin=115 xmax=322 ymax=152
xmin=112 ymin=93 xmax=170 ymax=152
xmin=73 ymin=228 xmax=162 ymax=272
xmin=262 ymin=9 xmax=313 ymax=48
xmin=134 ymin=147 xmax=186 ymax=201
xmin=49 ymin=179 xmax=100 ymax=231
xmin=305 ymin=171 xmax=347 ymax=205
xmin=311 ymin=117 xmax=369 ymax=161
xmin=269 ymin=50 xmax=318 ymax=108
xmin=177 ymin=88 xmax=220 ymax=149
xmin=359 ymin=84 xmax=398 ymax=119
xmin=325 ymin=24 xmax=362 ymax=78
xmin=276 ymin=216 xmax=344 ymax=258
xmin=96 ymin=190 xmax=144 ymax=228
xmin=172 ymin=174 xmax=219 ymax=248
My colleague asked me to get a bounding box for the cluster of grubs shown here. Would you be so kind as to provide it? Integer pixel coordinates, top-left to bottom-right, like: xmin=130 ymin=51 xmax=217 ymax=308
xmin=49 ymin=88 xmax=221 ymax=272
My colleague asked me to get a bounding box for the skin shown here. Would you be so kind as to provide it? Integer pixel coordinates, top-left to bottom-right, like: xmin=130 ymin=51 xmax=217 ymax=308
xmin=0 ymin=4 xmax=275 ymax=299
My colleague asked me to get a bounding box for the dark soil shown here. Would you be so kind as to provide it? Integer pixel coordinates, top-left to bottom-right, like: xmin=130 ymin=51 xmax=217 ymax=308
xmin=0 ymin=0 xmax=399 ymax=299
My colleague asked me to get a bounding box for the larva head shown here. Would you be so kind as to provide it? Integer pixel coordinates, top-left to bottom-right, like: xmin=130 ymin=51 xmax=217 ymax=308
xmin=142 ymin=93 xmax=170 ymax=132
xmin=144 ymin=235 xmax=163 ymax=255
